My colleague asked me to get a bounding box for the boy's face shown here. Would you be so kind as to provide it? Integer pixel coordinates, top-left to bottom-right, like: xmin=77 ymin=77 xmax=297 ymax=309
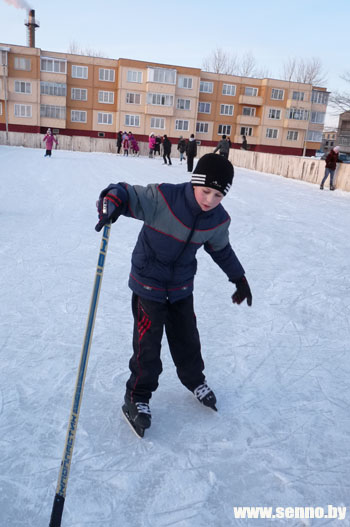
xmin=193 ymin=186 xmax=224 ymax=212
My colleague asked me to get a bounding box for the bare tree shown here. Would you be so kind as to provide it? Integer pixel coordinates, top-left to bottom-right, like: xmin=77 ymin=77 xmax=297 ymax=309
xmin=238 ymin=52 xmax=257 ymax=77
xmin=281 ymin=57 xmax=327 ymax=86
xmin=202 ymin=48 xmax=267 ymax=78
xmin=282 ymin=57 xmax=297 ymax=82
xmin=67 ymin=40 xmax=107 ymax=58
xmin=202 ymin=48 xmax=239 ymax=75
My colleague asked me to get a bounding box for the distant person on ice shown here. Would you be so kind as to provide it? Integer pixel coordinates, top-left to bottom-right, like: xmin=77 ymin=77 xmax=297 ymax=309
xmin=213 ymin=134 xmax=230 ymax=159
xmin=320 ymin=145 xmax=341 ymax=191
xmin=95 ymin=153 xmax=252 ymax=436
xmin=43 ymin=129 xmax=58 ymax=157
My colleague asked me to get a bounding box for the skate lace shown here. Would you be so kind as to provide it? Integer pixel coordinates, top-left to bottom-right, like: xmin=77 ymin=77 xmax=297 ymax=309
xmin=194 ymin=383 xmax=212 ymax=401
xmin=135 ymin=402 xmax=151 ymax=415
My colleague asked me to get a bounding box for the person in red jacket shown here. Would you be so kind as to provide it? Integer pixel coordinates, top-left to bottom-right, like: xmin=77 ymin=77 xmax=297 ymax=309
xmin=320 ymin=146 xmax=340 ymax=190
xmin=43 ymin=129 xmax=58 ymax=157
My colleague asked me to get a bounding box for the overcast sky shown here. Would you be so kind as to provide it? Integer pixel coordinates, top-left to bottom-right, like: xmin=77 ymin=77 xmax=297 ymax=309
xmin=1 ymin=0 xmax=348 ymax=127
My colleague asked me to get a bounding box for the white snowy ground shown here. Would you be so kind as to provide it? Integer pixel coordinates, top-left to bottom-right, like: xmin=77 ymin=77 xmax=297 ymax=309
xmin=1 ymin=145 xmax=350 ymax=527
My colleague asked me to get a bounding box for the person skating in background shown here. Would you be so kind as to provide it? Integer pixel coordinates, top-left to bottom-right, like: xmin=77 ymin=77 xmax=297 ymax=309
xmin=320 ymin=146 xmax=341 ymax=191
xmin=123 ymin=133 xmax=129 ymax=156
xmin=162 ymin=135 xmax=172 ymax=165
xmin=149 ymin=134 xmax=156 ymax=158
xmin=43 ymin=128 xmax=58 ymax=157
xmin=241 ymin=135 xmax=248 ymax=151
xmin=154 ymin=135 xmax=162 ymax=156
xmin=95 ymin=153 xmax=252 ymax=437
xmin=130 ymin=136 xmax=140 ymax=156
xmin=116 ymin=131 xmax=123 ymax=154
xmin=177 ymin=136 xmax=186 ymax=164
xmin=213 ymin=134 xmax=230 ymax=159
xmin=186 ymin=134 xmax=197 ymax=172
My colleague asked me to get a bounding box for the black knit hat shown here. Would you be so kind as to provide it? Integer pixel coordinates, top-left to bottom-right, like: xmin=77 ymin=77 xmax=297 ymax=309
xmin=191 ymin=153 xmax=234 ymax=196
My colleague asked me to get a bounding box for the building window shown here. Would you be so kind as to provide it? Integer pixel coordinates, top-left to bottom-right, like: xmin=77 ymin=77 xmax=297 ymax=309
xmin=240 ymin=126 xmax=253 ymax=136
xmin=40 ymin=82 xmax=66 ymax=96
xmin=41 ymin=57 xmax=66 ymax=74
xmin=200 ymin=81 xmax=213 ymax=93
xmin=178 ymin=76 xmax=193 ymax=89
xmin=147 ymin=93 xmax=174 ymax=106
xmin=307 ymin=130 xmax=322 ymax=142
xmin=14 ymin=81 xmax=31 ymax=94
xmin=72 ymin=65 xmax=88 ymax=79
xmin=220 ymin=104 xmax=234 ymax=116
xmin=40 ymin=104 xmax=66 ymax=119
xmin=176 ymin=98 xmax=191 ymax=110
xmin=71 ymin=88 xmax=88 ymax=101
xmin=311 ymin=90 xmax=328 ymax=105
xmin=125 ymin=114 xmax=140 ymax=127
xmin=99 ymin=68 xmax=115 ymax=82
xmin=287 ymin=107 xmax=309 ymax=120
xmin=222 ymin=83 xmax=236 ymax=96
xmin=14 ymin=57 xmax=31 ymax=71
xmin=175 ymin=119 xmax=189 ymax=131
xmin=311 ymin=111 xmax=325 ymax=124
xmin=292 ymin=91 xmax=305 ymax=101
xmin=242 ymin=107 xmax=256 ymax=117
xmin=147 ymin=67 xmax=176 ymax=84
xmin=127 ymin=70 xmax=142 ymax=83
xmin=266 ymin=128 xmax=278 ymax=139
xmin=14 ymin=104 xmax=32 ymax=118
xmin=196 ymin=122 xmax=209 ymax=134
xmin=126 ymin=92 xmax=141 ymax=104
xmin=198 ymin=102 xmax=211 ymax=114
xmin=271 ymin=88 xmax=284 ymax=100
xmin=98 ymin=112 xmax=113 ymax=125
xmin=218 ymin=124 xmax=231 ymax=135
xmin=0 ymin=102 xmax=2 ymax=115
xmin=286 ymin=130 xmax=299 ymax=141
xmin=98 ymin=90 xmax=114 ymax=104
xmin=268 ymin=108 xmax=281 ymax=120
xmin=71 ymin=110 xmax=87 ymax=123
xmin=244 ymin=87 xmax=258 ymax=96
xmin=150 ymin=117 xmax=165 ymax=129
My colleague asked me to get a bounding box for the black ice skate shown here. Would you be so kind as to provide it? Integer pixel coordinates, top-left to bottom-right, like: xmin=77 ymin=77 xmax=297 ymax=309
xmin=122 ymin=398 xmax=151 ymax=438
xmin=193 ymin=383 xmax=217 ymax=411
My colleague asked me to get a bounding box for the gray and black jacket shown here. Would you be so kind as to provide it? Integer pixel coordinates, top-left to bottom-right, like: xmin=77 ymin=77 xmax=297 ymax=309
xmin=111 ymin=181 xmax=245 ymax=302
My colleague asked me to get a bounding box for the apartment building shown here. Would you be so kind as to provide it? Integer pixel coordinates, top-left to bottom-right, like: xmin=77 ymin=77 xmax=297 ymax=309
xmin=337 ymin=111 xmax=350 ymax=154
xmin=0 ymin=42 xmax=329 ymax=156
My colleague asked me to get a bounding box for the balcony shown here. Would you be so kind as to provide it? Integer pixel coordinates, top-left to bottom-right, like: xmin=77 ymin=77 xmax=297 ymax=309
xmin=239 ymin=95 xmax=263 ymax=106
xmin=283 ymin=119 xmax=308 ymax=130
xmin=286 ymin=98 xmax=310 ymax=109
xmin=236 ymin=115 xmax=260 ymax=126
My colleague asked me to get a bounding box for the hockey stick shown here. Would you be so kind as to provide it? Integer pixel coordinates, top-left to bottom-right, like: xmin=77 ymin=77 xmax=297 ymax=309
xmin=49 ymin=222 xmax=111 ymax=527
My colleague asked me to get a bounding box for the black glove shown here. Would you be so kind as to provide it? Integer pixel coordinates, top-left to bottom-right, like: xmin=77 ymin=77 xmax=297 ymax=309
xmin=231 ymin=276 xmax=252 ymax=306
xmin=95 ymin=185 xmax=122 ymax=232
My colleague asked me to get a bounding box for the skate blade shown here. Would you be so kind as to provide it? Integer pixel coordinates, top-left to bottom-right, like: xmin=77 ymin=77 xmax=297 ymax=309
xmin=121 ymin=405 xmax=145 ymax=438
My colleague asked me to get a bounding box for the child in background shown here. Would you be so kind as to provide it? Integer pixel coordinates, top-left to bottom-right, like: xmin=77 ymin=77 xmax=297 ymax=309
xmin=43 ymin=129 xmax=58 ymax=157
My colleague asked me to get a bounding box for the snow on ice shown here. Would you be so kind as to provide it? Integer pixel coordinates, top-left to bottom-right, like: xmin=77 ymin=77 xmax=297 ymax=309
xmin=1 ymin=145 xmax=350 ymax=526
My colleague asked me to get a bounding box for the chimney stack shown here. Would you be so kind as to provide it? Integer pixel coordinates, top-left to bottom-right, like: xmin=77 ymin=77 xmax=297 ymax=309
xmin=25 ymin=10 xmax=40 ymax=48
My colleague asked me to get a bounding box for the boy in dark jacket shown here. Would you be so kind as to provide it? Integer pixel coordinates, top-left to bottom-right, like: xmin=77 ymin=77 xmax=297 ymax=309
xmin=320 ymin=146 xmax=340 ymax=190
xmin=162 ymin=134 xmax=172 ymax=165
xmin=186 ymin=134 xmax=197 ymax=172
xmin=213 ymin=135 xmax=230 ymax=159
xmin=95 ymin=154 xmax=252 ymax=436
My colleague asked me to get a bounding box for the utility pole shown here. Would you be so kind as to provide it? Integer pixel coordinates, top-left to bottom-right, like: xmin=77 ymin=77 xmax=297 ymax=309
xmin=0 ymin=47 xmax=10 ymax=145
